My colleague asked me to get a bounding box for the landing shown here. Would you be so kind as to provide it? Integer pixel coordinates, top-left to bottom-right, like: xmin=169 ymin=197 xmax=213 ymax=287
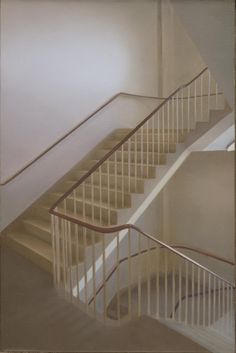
xmin=1 ymin=245 xmax=210 ymax=352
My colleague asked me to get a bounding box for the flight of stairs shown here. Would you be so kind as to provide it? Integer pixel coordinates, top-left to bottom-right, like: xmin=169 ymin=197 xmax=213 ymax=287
xmin=4 ymin=89 xmax=227 ymax=277
xmin=4 ymin=128 xmax=186 ymax=272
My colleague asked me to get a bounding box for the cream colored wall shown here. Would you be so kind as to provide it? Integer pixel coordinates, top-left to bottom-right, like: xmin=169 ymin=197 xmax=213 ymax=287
xmin=166 ymin=151 xmax=234 ymax=261
xmin=0 ymin=0 xmax=159 ymax=183
xmin=171 ymin=0 xmax=234 ymax=108
xmin=161 ymin=0 xmax=205 ymax=96
xmin=0 ymin=0 xmax=160 ymax=230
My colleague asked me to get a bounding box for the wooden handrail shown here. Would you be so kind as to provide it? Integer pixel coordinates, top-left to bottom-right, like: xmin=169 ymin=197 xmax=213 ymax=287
xmin=169 ymin=245 xmax=235 ymax=266
xmin=50 ymin=66 xmax=235 ymax=308
xmin=1 ymin=77 xmax=221 ymax=187
xmin=0 ymin=92 xmax=164 ymax=186
xmin=50 ymin=209 xmax=235 ymax=288
xmin=50 ymin=67 xmax=208 ymax=212
xmin=88 ymin=244 xmax=234 ymax=305
xmin=169 ymin=285 xmax=232 ymax=319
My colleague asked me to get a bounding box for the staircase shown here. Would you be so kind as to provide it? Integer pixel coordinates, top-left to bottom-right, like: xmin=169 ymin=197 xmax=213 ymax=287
xmin=4 ymin=68 xmax=234 ymax=353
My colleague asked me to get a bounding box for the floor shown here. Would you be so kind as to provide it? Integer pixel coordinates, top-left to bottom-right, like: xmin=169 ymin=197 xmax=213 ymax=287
xmin=1 ymin=245 xmax=210 ymax=352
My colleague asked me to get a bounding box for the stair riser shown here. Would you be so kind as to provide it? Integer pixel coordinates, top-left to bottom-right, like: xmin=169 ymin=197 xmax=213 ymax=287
xmin=111 ymin=153 xmax=166 ymax=165
xmin=64 ymin=198 xmax=118 ymax=225
xmin=100 ymin=163 xmax=156 ymax=178
xmin=23 ymin=221 xmax=51 ymax=244
xmin=5 ymin=237 xmax=52 ymax=273
xmin=122 ymin=143 xmax=176 ymax=153
xmin=85 ymin=174 xmax=145 ymax=193
xmin=72 ymin=187 xmax=132 ymax=208
xmin=96 ymin=151 xmax=166 ymax=165
xmin=112 ymin=134 xmax=186 ymax=144
xmin=77 ymin=164 xmax=156 ymax=179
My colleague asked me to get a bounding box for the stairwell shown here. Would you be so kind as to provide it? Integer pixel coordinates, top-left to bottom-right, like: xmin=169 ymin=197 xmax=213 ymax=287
xmin=3 ymin=68 xmax=234 ymax=353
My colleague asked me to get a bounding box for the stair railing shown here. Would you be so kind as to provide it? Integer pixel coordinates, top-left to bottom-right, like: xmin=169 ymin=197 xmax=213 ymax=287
xmin=50 ymin=219 xmax=235 ymax=337
xmin=49 ymin=68 xmax=232 ymax=336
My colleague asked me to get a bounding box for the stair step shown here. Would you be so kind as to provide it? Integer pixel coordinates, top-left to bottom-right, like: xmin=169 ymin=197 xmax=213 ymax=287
xmin=23 ymin=218 xmax=51 ymax=243
xmin=57 ymin=196 xmax=118 ymax=225
xmin=5 ymin=231 xmax=53 ymax=273
xmin=104 ymin=140 xmax=177 ymax=153
xmin=79 ymin=159 xmax=157 ymax=178
xmin=160 ymin=318 xmax=234 ymax=353
xmin=113 ymin=130 xmax=187 ymax=142
xmin=95 ymin=149 xmax=167 ymax=165
xmin=50 ymin=184 xmax=132 ymax=209
xmin=63 ymin=173 xmax=145 ymax=194
xmin=23 ymin=216 xmax=104 ymax=245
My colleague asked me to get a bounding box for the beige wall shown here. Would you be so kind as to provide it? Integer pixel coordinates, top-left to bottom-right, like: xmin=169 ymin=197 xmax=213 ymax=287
xmin=171 ymin=0 xmax=234 ymax=108
xmin=161 ymin=0 xmax=205 ymax=96
xmin=137 ymin=151 xmax=234 ymax=278
xmin=0 ymin=0 xmax=159 ymax=182
xmin=166 ymin=151 xmax=234 ymax=261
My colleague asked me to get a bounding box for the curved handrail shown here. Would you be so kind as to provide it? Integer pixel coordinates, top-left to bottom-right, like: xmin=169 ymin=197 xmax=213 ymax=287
xmin=0 ymin=92 xmax=164 ymax=186
xmin=169 ymin=285 xmax=233 ymax=319
xmin=168 ymin=245 xmax=235 ymax=266
xmin=1 ymin=76 xmax=222 ymax=187
xmin=50 ymin=67 xmax=208 ymax=212
xmin=50 ymin=209 xmax=235 ymax=288
xmin=88 ymin=244 xmax=235 ymax=305
xmin=49 ymin=66 xmax=232 ymax=330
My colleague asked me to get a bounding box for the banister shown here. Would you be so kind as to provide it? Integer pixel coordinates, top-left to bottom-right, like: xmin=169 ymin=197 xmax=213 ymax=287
xmin=49 ymin=67 xmax=208 ymax=212
xmin=88 ymin=244 xmax=235 ymax=305
xmin=169 ymin=285 xmax=231 ymax=319
xmin=50 ymin=67 xmax=233 ymax=332
xmin=168 ymin=245 xmax=235 ymax=266
xmin=0 ymin=92 xmax=163 ymax=186
xmin=51 ymin=209 xmax=235 ymax=288
xmin=2 ymin=68 xmax=221 ymax=187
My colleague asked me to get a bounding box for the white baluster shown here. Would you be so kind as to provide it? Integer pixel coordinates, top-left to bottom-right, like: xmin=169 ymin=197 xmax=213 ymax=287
xmin=200 ymin=74 xmax=203 ymax=120
xmin=147 ymin=238 xmax=151 ymax=315
xmin=164 ymin=250 xmax=168 ymax=318
xmin=83 ymin=227 xmax=88 ymax=310
xmin=138 ymin=232 xmax=142 ymax=317
xmin=178 ymin=260 xmax=182 ymax=322
xmin=187 ymin=86 xmax=190 ymax=132
xmin=75 ymin=224 xmax=79 ymax=303
xmin=213 ymin=276 xmax=216 ymax=324
xmin=146 ymin=121 xmax=149 ymax=176
xmin=176 ymin=94 xmax=179 ymax=143
xmin=116 ymin=232 xmax=120 ymax=322
xmin=191 ymin=264 xmax=194 ymax=326
xmin=114 ymin=152 xmax=117 ymax=208
xmin=128 ymin=138 xmax=131 ymax=192
xmin=128 ymin=229 xmax=132 ymax=319
xmin=172 ymin=261 xmax=175 ymax=320
xmin=203 ymin=270 xmax=206 ymax=327
xmin=68 ymin=221 xmax=73 ymax=301
xmin=194 ymin=80 xmax=197 ymax=124
xmin=121 ymin=145 xmax=124 ymax=208
xmin=181 ymin=89 xmax=184 ymax=134
xmin=185 ymin=260 xmax=189 ymax=324
xmin=152 ymin=115 xmax=155 ymax=165
xmin=167 ymin=101 xmax=170 ymax=153
xmin=157 ymin=112 xmax=160 ymax=164
xmin=208 ymin=273 xmax=211 ymax=326
xmin=107 ymin=158 xmax=111 ymax=223
xmin=215 ymin=82 xmax=218 ymax=109
xmin=156 ymin=246 xmax=160 ymax=319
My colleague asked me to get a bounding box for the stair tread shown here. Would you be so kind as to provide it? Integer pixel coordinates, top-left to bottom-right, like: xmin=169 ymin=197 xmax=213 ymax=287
xmin=7 ymin=231 xmax=52 ymax=261
xmin=99 ymin=149 xmax=166 ymax=155
xmin=51 ymin=194 xmax=127 ymax=211
xmin=23 ymin=217 xmax=51 ymax=233
xmin=161 ymin=318 xmax=234 ymax=350
xmin=56 ymin=208 xmax=115 ymax=228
